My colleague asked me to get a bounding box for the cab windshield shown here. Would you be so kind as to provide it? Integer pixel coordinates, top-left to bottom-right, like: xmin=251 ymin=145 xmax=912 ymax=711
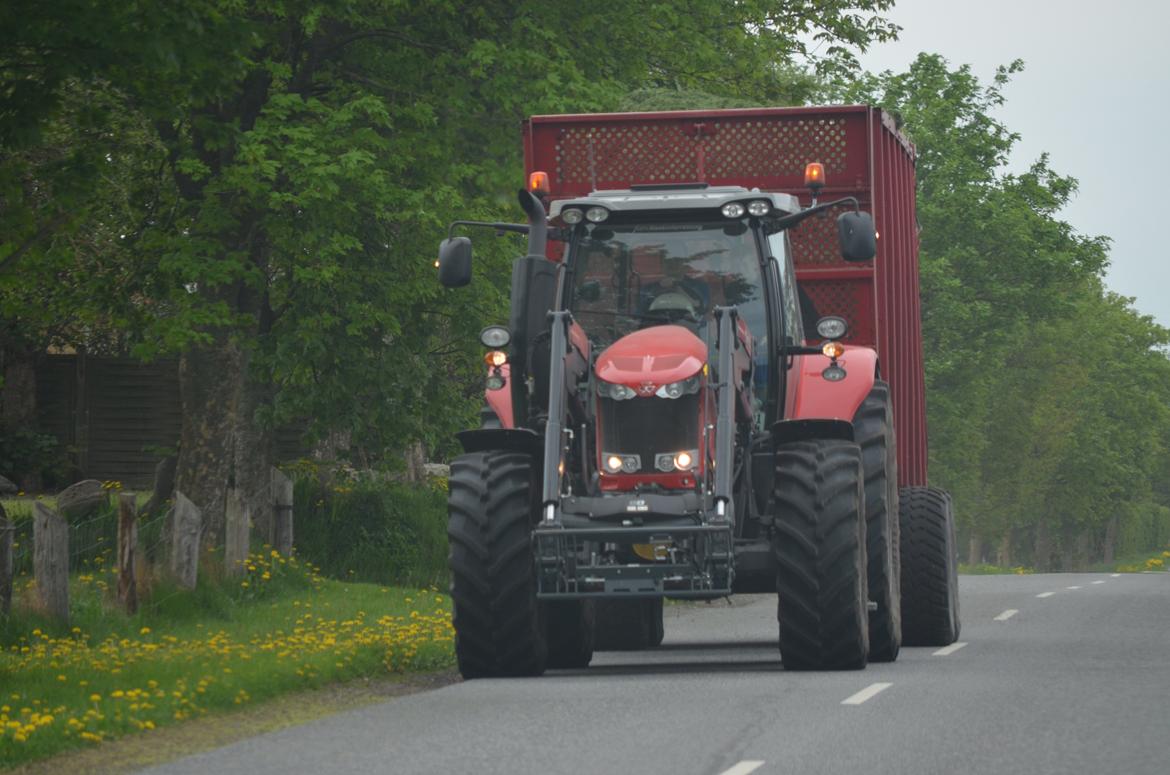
xmin=568 ymin=221 xmax=767 ymax=351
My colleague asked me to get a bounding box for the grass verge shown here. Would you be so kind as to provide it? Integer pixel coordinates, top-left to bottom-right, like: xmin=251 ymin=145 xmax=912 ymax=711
xmin=0 ymin=553 xmax=454 ymax=768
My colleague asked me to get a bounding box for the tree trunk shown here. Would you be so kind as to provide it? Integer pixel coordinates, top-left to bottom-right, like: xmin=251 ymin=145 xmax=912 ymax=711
xmin=1033 ymin=519 xmax=1053 ymax=572
xmin=1102 ymin=515 xmax=1119 ymax=566
xmin=175 ymin=341 xmax=238 ymax=545
xmin=967 ymin=535 xmax=983 ymax=566
xmin=996 ymin=530 xmax=1013 ymax=568
xmin=175 ymin=337 xmax=274 ymax=551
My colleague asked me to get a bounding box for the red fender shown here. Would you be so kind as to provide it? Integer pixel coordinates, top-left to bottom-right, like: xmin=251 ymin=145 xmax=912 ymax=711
xmin=787 ymin=345 xmax=877 ymax=423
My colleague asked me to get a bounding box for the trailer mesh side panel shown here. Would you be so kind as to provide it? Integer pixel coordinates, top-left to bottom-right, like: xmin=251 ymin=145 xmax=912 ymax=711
xmin=526 ymin=106 xmax=927 ymax=486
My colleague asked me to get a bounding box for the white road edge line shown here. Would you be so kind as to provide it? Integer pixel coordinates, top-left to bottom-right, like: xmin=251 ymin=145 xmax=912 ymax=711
xmin=1067 ymin=585 xmax=1082 ymax=590
xmin=994 ymin=609 xmax=1019 ymax=621
xmin=933 ymin=641 xmax=968 ymax=656
xmin=842 ymin=682 xmax=893 ymax=705
xmin=717 ymin=761 xmax=766 ymax=775
xmin=1111 ymin=573 xmax=1121 ymax=578
xmin=1036 ymin=592 xmax=1055 ymax=598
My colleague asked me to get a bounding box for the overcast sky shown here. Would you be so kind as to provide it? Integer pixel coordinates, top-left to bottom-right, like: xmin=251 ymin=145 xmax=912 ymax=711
xmin=857 ymin=0 xmax=1170 ymax=329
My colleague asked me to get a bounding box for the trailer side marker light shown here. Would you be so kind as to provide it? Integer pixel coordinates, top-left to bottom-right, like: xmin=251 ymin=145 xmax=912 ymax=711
xmin=822 ymin=341 xmax=845 ymax=359
xmin=529 ymin=170 xmax=549 ymax=195
xmin=484 ymin=350 xmax=508 ymax=368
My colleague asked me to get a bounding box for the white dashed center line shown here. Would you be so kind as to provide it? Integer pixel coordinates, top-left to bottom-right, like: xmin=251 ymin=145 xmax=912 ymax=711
xmin=1111 ymin=573 xmax=1121 ymax=578
xmin=994 ymin=609 xmax=1019 ymax=621
xmin=718 ymin=761 xmax=765 ymax=775
xmin=1091 ymin=580 xmax=1105 ymax=585
xmin=1036 ymin=592 xmax=1055 ymax=598
xmin=842 ymin=682 xmax=892 ymax=705
xmin=1067 ymin=585 xmax=1082 ymax=590
xmin=933 ymin=641 xmax=968 ymax=656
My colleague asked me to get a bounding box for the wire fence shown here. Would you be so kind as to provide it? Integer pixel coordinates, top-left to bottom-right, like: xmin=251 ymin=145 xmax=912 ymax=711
xmin=1 ymin=488 xmax=171 ymax=613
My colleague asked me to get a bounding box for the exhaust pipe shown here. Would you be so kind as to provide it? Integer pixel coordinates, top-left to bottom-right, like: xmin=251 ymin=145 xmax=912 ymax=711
xmin=517 ymin=189 xmax=548 ymax=257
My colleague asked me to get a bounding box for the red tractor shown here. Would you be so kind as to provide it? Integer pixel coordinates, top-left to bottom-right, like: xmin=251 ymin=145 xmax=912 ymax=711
xmin=438 ymin=106 xmax=960 ymax=677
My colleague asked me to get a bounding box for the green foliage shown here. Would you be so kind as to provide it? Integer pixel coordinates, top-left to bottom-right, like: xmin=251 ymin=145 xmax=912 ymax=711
xmin=0 ymin=426 xmax=65 ymax=487
xmin=1 ymin=0 xmax=900 ymax=468
xmin=292 ymin=476 xmax=448 ymax=588
xmin=844 ymin=54 xmax=1170 ymax=569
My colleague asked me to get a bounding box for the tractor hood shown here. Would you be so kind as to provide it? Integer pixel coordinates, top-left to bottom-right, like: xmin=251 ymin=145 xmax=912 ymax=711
xmin=595 ymin=325 xmax=707 ymax=393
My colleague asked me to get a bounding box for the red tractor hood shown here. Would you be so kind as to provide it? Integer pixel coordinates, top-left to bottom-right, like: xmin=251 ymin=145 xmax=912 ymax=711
xmin=595 ymin=325 xmax=707 ymax=394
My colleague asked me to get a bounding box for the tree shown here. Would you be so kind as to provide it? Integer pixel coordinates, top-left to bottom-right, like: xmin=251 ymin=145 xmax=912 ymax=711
xmin=843 ymin=54 xmax=1170 ymax=567
xmin=2 ymin=1 xmax=902 ymax=534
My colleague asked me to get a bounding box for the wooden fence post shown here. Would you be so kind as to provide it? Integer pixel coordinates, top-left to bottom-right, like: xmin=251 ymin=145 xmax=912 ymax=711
xmin=224 ymin=487 xmax=250 ymax=577
xmin=171 ymin=491 xmax=203 ymax=589
xmin=117 ymin=492 xmax=138 ymax=614
xmin=0 ymin=503 xmax=13 ymax=616
xmin=271 ymin=468 xmax=294 ymax=556
xmin=33 ymin=502 xmax=69 ymax=624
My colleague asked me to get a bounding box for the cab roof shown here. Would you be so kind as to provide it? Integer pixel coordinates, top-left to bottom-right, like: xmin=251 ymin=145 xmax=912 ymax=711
xmin=548 ymin=185 xmax=801 ymax=221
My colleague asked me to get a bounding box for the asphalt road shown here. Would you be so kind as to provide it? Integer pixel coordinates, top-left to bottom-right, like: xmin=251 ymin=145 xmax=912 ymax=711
xmin=142 ymin=572 xmax=1170 ymax=775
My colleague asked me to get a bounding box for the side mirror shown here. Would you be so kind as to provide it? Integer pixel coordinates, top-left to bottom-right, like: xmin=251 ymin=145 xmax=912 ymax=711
xmin=578 ymin=279 xmax=602 ymax=303
xmin=837 ymin=211 xmax=876 ymax=262
xmin=438 ymin=237 xmax=472 ymax=287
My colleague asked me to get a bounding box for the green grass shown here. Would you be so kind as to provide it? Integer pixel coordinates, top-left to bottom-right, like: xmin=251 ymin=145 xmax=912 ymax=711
xmin=958 ymin=563 xmax=1034 ymax=575
xmin=0 ymin=553 xmax=453 ymax=768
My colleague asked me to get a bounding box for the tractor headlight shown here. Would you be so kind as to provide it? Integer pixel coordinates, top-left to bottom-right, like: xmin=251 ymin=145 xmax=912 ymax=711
xmin=655 ymin=450 xmax=698 ymax=472
xmin=561 ymin=208 xmax=584 ymax=224
xmin=598 ymin=381 xmax=637 ymax=401
xmin=479 ymin=325 xmax=510 ymax=348
xmin=747 ymin=200 xmax=771 ymax=217
xmin=655 ymin=374 xmax=701 ymax=399
xmin=604 ymin=453 xmax=641 ymax=474
xmin=585 ymin=206 xmax=609 ymax=223
xmin=721 ymin=202 xmax=746 ymax=218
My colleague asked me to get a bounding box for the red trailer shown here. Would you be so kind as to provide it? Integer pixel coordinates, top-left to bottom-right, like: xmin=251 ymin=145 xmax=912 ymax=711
xmin=523 ymin=106 xmax=927 ymax=487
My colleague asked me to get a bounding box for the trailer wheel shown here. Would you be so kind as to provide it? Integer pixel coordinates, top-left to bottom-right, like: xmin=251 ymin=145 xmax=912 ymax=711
xmin=447 ymin=451 xmax=547 ymax=678
xmin=853 ymin=382 xmax=902 ymax=662
xmin=593 ymin=599 xmax=660 ymax=651
xmin=899 ymin=486 xmax=961 ymax=646
xmin=544 ymin=601 xmax=595 ymax=669
xmin=772 ymin=440 xmax=869 ymax=670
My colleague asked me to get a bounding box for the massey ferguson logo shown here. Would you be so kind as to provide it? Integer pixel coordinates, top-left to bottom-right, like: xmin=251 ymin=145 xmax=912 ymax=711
xmin=637 ymin=382 xmax=656 ymax=396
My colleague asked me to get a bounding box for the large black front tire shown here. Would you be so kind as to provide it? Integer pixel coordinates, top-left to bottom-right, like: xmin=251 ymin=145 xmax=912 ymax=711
xmin=544 ymin=601 xmax=595 ymax=669
xmin=447 ymin=451 xmax=547 ymax=678
xmin=772 ymin=440 xmax=869 ymax=670
xmin=853 ymin=382 xmax=902 ymax=662
xmin=593 ymin=599 xmax=662 ymax=651
xmin=899 ymin=486 xmax=960 ymax=646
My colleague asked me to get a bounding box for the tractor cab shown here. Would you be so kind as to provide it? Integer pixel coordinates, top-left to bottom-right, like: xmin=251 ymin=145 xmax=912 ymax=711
xmin=552 ymin=185 xmax=806 ymax=434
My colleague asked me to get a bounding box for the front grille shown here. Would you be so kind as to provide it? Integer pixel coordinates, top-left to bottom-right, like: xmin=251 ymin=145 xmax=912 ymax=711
xmin=599 ymin=394 xmax=699 ymax=471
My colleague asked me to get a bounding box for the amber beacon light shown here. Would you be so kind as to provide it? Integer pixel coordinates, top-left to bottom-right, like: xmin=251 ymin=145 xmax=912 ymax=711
xmin=528 ymin=170 xmax=550 ymax=195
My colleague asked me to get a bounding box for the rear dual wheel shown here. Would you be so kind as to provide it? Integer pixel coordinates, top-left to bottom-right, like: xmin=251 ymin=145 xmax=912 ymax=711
xmin=899 ymin=486 xmax=961 ymax=646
